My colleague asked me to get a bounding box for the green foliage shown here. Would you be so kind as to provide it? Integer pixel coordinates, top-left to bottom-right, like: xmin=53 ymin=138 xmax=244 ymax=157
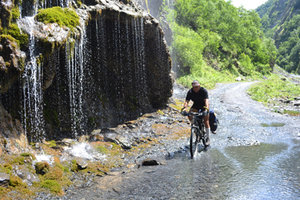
xmin=257 ymin=0 xmax=300 ymax=74
xmin=35 ymin=7 xmax=80 ymax=30
xmin=248 ymin=74 xmax=300 ymax=104
xmin=41 ymin=180 xmax=62 ymax=194
xmin=168 ymin=0 xmax=276 ymax=87
xmin=283 ymin=110 xmax=300 ymax=116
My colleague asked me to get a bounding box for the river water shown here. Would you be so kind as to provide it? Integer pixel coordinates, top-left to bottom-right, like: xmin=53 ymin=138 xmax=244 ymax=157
xmin=65 ymin=82 xmax=300 ymax=200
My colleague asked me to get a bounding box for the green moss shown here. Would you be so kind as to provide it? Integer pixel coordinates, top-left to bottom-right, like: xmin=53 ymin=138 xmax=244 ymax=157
xmin=0 ymin=164 xmax=12 ymax=174
xmin=44 ymin=165 xmax=63 ymax=180
xmin=35 ymin=162 xmax=50 ymax=175
xmin=11 ymin=7 xmax=20 ymax=22
xmin=9 ymin=175 xmax=26 ymax=187
xmin=12 ymin=156 xmax=25 ymax=165
xmin=20 ymin=153 xmax=36 ymax=160
xmin=96 ymin=145 xmax=109 ymax=154
xmin=76 ymin=0 xmax=82 ymax=7
xmin=7 ymin=23 xmax=29 ymax=49
xmin=35 ymin=7 xmax=80 ymax=30
xmin=0 ymin=34 xmax=17 ymax=44
xmin=46 ymin=140 xmax=57 ymax=148
xmin=0 ymin=23 xmax=29 ymax=50
xmin=70 ymin=160 xmax=78 ymax=172
xmin=41 ymin=180 xmax=62 ymax=194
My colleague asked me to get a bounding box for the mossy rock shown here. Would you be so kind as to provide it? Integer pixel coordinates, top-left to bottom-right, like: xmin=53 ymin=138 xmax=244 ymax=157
xmin=6 ymin=23 xmax=29 ymax=49
xmin=44 ymin=164 xmax=63 ymax=180
xmin=35 ymin=7 xmax=80 ymax=30
xmin=70 ymin=160 xmax=79 ymax=172
xmin=0 ymin=164 xmax=12 ymax=174
xmin=20 ymin=153 xmax=36 ymax=163
xmin=35 ymin=162 xmax=50 ymax=175
xmin=41 ymin=179 xmax=62 ymax=194
xmin=11 ymin=6 xmax=20 ymax=22
xmin=12 ymin=156 xmax=25 ymax=165
xmin=9 ymin=175 xmax=26 ymax=187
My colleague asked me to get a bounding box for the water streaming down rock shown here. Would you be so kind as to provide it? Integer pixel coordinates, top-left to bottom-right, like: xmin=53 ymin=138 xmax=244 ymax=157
xmin=18 ymin=17 xmax=45 ymax=142
xmin=20 ymin=0 xmax=70 ymax=17
xmin=1 ymin=2 xmax=172 ymax=142
xmin=66 ymin=24 xmax=86 ymax=138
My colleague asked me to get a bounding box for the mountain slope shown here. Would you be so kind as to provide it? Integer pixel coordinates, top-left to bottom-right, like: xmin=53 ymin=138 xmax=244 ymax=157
xmin=257 ymin=0 xmax=300 ymax=74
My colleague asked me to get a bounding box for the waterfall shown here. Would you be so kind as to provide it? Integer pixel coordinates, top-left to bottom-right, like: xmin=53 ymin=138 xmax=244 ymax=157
xmin=133 ymin=17 xmax=147 ymax=108
xmin=66 ymin=26 xmax=86 ymax=138
xmin=18 ymin=17 xmax=45 ymax=142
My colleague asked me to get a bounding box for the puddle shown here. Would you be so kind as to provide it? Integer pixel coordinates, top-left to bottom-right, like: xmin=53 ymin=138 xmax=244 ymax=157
xmin=261 ymin=122 xmax=285 ymax=127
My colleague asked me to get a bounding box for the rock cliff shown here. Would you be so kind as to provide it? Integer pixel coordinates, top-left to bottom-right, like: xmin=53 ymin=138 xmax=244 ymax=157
xmin=0 ymin=0 xmax=172 ymax=143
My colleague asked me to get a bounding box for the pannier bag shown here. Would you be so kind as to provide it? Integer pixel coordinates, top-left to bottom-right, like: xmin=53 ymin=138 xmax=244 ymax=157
xmin=209 ymin=110 xmax=219 ymax=132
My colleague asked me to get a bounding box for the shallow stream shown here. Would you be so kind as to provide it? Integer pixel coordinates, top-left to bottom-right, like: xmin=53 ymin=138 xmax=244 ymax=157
xmin=64 ymin=82 xmax=300 ymax=200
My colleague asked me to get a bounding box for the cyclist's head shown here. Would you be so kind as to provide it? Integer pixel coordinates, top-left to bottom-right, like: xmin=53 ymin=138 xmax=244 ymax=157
xmin=192 ymin=80 xmax=200 ymax=92
xmin=192 ymin=80 xmax=200 ymax=87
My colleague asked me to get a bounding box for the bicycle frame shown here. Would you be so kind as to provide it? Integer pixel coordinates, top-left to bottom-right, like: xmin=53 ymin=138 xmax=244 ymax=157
xmin=188 ymin=111 xmax=209 ymax=158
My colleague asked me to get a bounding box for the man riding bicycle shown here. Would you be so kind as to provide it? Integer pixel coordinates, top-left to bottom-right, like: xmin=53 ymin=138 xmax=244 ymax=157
xmin=182 ymin=80 xmax=212 ymax=146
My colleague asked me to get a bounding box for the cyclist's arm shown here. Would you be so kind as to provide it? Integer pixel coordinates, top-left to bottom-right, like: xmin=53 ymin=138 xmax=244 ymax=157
xmin=204 ymin=99 xmax=209 ymax=110
xmin=183 ymin=100 xmax=190 ymax=110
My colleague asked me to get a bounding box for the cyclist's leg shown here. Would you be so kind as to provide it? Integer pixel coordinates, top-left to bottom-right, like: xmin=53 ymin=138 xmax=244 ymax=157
xmin=204 ymin=113 xmax=210 ymax=146
xmin=188 ymin=108 xmax=198 ymax=122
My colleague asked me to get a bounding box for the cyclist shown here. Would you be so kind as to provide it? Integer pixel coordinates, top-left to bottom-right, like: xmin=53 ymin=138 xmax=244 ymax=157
xmin=182 ymin=80 xmax=211 ymax=146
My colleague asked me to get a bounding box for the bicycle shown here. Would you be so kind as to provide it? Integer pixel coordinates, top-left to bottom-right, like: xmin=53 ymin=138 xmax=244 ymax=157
xmin=181 ymin=110 xmax=210 ymax=159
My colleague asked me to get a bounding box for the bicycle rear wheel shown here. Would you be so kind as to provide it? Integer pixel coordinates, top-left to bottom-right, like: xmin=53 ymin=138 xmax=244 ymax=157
xmin=190 ymin=127 xmax=199 ymax=159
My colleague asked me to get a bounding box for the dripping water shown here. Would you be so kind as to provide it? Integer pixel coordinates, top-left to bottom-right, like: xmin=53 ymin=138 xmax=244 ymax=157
xmin=18 ymin=17 xmax=45 ymax=142
xmin=66 ymin=26 xmax=86 ymax=138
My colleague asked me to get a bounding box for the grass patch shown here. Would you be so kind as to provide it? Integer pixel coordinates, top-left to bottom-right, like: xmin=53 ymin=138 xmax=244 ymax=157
xmin=248 ymin=74 xmax=300 ymax=105
xmin=41 ymin=180 xmax=62 ymax=194
xmin=283 ymin=110 xmax=300 ymax=116
xmin=35 ymin=7 xmax=80 ymax=30
xmin=177 ymin=68 xmax=236 ymax=89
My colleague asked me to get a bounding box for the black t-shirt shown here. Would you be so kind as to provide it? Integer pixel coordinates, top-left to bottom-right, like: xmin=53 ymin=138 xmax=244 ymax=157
xmin=186 ymin=87 xmax=209 ymax=110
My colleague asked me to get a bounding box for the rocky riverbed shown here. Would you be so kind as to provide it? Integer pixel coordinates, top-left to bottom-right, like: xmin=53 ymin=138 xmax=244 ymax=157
xmin=61 ymin=82 xmax=300 ymax=200
xmin=1 ymin=82 xmax=300 ymax=199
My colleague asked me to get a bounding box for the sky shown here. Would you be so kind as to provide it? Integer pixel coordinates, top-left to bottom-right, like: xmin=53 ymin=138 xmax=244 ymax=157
xmin=230 ymin=0 xmax=269 ymax=10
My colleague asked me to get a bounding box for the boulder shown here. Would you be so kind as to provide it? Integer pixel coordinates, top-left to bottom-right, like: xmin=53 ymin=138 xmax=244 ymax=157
xmin=294 ymin=101 xmax=300 ymax=106
xmin=75 ymin=158 xmax=88 ymax=170
xmin=142 ymin=158 xmax=160 ymax=166
xmin=35 ymin=161 xmax=50 ymax=175
xmin=14 ymin=165 xmax=39 ymax=186
xmin=0 ymin=172 xmax=10 ymax=187
xmin=235 ymin=77 xmax=242 ymax=81
xmin=116 ymin=136 xmax=132 ymax=149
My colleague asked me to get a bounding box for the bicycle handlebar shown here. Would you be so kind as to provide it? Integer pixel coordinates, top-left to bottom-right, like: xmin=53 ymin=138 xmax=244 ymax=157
xmin=181 ymin=110 xmax=208 ymax=117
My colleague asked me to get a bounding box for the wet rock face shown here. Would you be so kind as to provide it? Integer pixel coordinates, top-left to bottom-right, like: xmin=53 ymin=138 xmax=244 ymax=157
xmin=0 ymin=36 xmax=25 ymax=93
xmin=0 ymin=0 xmax=172 ymax=142
xmin=42 ymin=7 xmax=172 ymax=140
xmin=0 ymin=103 xmax=28 ymax=154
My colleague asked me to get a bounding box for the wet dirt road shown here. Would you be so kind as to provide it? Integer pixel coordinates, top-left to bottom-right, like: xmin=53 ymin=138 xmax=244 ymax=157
xmin=65 ymin=82 xmax=300 ymax=200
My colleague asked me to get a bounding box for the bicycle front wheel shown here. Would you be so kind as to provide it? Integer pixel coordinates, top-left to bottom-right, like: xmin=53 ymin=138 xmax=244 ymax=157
xmin=190 ymin=127 xmax=199 ymax=159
